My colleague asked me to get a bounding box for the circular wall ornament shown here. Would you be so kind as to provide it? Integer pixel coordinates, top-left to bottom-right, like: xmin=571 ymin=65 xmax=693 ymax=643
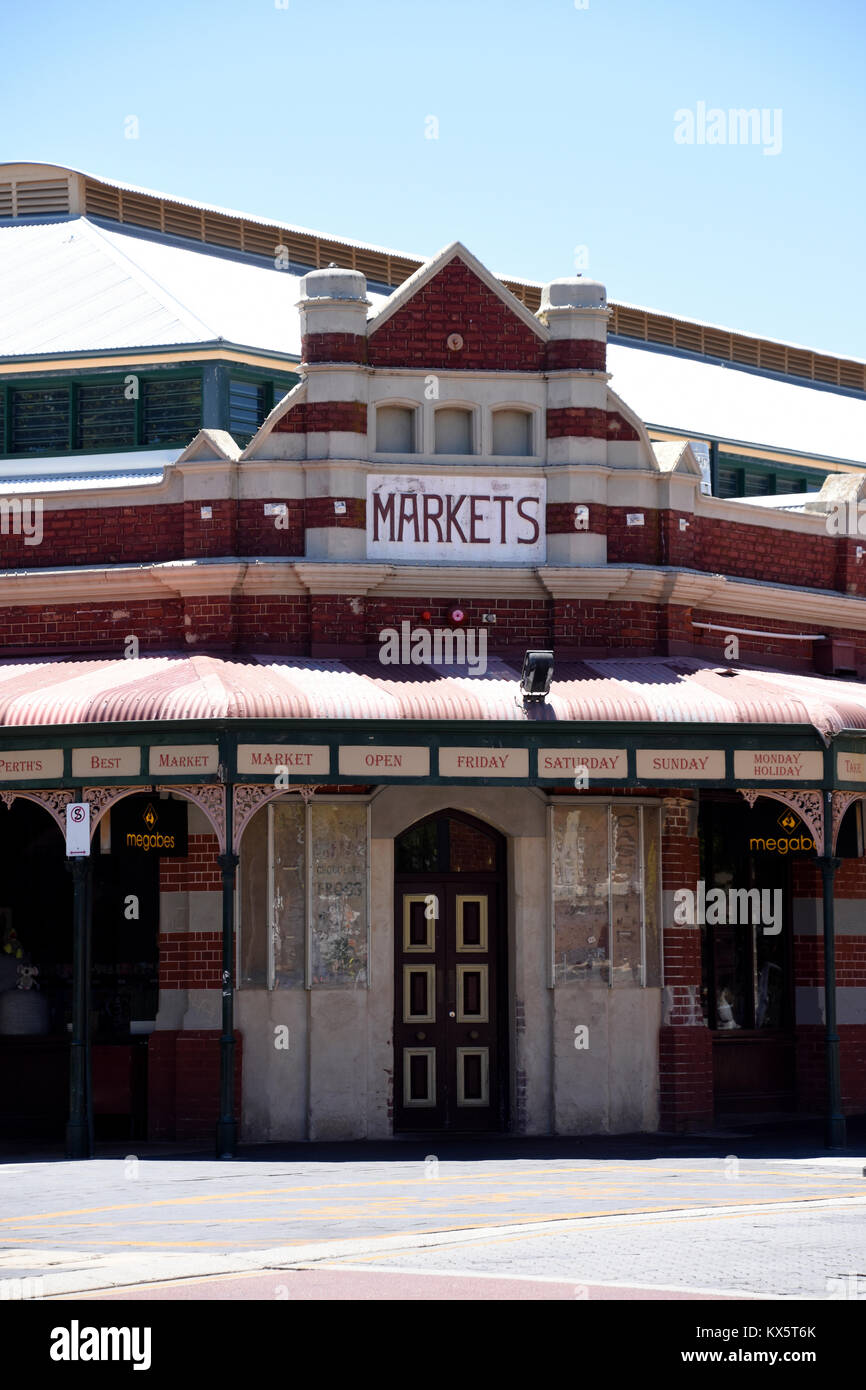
xmin=446 ymin=333 xmax=464 ymax=351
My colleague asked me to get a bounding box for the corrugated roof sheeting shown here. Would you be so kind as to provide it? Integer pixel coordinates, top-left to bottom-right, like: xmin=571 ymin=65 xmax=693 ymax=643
xmin=2 ymin=654 xmax=866 ymax=737
xmin=608 ymin=343 xmax=866 ymax=465
xmin=0 ymin=218 xmax=390 ymax=359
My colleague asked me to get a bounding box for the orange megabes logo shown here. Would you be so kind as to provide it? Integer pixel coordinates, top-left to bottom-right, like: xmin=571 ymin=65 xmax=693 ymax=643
xmin=125 ymin=832 xmax=176 ymax=852
xmin=749 ymin=836 xmax=816 ymax=855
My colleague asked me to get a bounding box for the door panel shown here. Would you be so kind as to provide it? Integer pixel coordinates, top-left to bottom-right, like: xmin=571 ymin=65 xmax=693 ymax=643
xmin=394 ymin=878 xmax=504 ymax=1132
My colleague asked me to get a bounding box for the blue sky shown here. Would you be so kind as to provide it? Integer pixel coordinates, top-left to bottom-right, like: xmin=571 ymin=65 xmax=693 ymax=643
xmin=3 ymin=0 xmax=864 ymax=357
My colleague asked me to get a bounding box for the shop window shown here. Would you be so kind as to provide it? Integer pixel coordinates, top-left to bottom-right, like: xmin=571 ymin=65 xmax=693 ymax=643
xmin=434 ymin=407 xmax=473 ymax=455
xmin=699 ymin=798 xmax=794 ymax=1030
xmin=239 ymin=800 xmax=368 ymax=989
xmin=376 ymin=405 xmax=415 ymax=453
xmin=551 ymin=803 xmax=661 ymax=987
xmin=229 ymin=379 xmax=267 ymax=447
xmin=492 ymin=409 xmax=532 ymax=457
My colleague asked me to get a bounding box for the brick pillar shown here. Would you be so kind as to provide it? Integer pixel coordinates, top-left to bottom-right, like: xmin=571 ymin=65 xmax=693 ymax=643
xmin=149 ymin=832 xmax=242 ymax=1140
xmin=658 ymin=793 xmax=714 ymax=1130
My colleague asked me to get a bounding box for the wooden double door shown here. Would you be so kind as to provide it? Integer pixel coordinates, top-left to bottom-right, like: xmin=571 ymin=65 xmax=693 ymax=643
xmin=394 ymin=812 xmax=507 ymax=1133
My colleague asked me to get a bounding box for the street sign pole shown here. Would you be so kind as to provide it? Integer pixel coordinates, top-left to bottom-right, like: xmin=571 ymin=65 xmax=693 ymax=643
xmin=65 ymin=803 xmax=93 ymax=1160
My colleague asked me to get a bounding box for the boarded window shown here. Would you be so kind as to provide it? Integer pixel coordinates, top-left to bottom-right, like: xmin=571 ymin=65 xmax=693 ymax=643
xmin=492 ymin=409 xmax=531 ymax=456
xmin=552 ymin=804 xmax=661 ymax=987
xmin=434 ymin=407 xmax=472 ymax=455
xmin=310 ymin=803 xmax=368 ymax=987
xmin=376 ymin=405 xmax=415 ymax=453
xmin=239 ymin=799 xmax=368 ymax=989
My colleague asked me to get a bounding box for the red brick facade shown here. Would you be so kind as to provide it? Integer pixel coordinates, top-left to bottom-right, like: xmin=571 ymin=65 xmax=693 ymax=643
xmin=658 ymin=795 xmax=715 ymax=1130
xmin=148 ymin=1030 xmax=242 ymax=1141
xmin=273 ymin=400 xmax=367 ymax=433
xmin=368 ymin=257 xmax=546 ymax=372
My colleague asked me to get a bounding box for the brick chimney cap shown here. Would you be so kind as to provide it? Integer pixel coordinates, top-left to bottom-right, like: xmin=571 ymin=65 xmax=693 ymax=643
xmin=541 ymin=277 xmax=607 ymax=311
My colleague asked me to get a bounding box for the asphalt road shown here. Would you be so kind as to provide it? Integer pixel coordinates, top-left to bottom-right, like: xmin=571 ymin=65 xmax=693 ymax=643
xmin=1 ymin=1128 xmax=865 ymax=1301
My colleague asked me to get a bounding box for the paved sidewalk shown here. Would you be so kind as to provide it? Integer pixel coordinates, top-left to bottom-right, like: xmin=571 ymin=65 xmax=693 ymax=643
xmin=0 ymin=1120 xmax=865 ymax=1300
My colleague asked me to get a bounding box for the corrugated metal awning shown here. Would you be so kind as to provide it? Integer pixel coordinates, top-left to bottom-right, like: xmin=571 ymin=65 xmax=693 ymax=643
xmin=1 ymin=654 xmax=866 ymax=740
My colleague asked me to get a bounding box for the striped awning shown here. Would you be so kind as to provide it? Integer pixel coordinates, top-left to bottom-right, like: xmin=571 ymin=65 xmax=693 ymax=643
xmin=0 ymin=653 xmax=865 ymax=739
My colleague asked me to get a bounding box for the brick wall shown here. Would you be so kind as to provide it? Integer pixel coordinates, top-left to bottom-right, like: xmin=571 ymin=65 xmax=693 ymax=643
xmin=237 ymin=499 xmax=304 ymax=556
xmin=793 ymin=935 xmax=866 ymax=987
xmin=158 ymin=931 xmax=222 ymax=990
xmin=794 ymin=855 xmax=866 ymax=899
xmin=368 ymin=257 xmax=546 ymax=372
xmin=3 ymin=492 xmax=864 ymax=612
xmin=147 ymin=1030 xmax=242 ymax=1141
xmin=273 ymin=401 xmax=367 ymax=433
xmin=159 ymin=834 xmax=222 ymax=893
xmin=0 ymin=504 xmax=184 ymax=568
xmin=5 ymin=586 xmax=864 ymax=665
xmin=659 ymin=794 xmax=714 ymax=1129
xmin=795 ymin=1026 xmax=866 ymax=1115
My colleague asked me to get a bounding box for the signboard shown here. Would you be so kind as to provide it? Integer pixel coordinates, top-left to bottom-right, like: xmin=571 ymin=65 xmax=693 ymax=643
xmin=237 ymin=744 xmax=330 ymax=776
xmin=112 ymin=796 xmax=188 ymax=857
xmin=635 ymin=749 xmax=725 ymax=779
xmin=538 ymin=748 xmax=628 ymax=779
xmin=837 ymin=752 xmax=866 ymax=782
xmin=366 ymin=474 xmax=546 ymax=563
xmin=72 ymin=746 xmax=141 ymax=777
xmin=438 ymin=747 xmax=529 ymax=778
xmin=733 ymin=750 xmax=823 ymax=781
xmin=338 ymin=746 xmax=430 ymax=777
xmin=65 ymin=802 xmax=91 ymax=857
xmin=0 ymin=750 xmax=63 ymax=781
xmin=148 ymin=745 xmax=219 ymax=776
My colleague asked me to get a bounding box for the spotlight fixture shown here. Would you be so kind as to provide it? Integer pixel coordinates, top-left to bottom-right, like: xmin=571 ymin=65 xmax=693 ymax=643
xmin=520 ymin=650 xmax=554 ymax=702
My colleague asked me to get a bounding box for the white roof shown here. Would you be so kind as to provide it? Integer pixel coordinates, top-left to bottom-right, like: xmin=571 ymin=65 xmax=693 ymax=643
xmin=0 ymin=217 xmax=389 ymax=358
xmin=722 ymin=492 xmax=815 ymax=511
xmin=608 ymin=343 xmax=866 ymax=466
xmin=1 ymin=217 xmax=863 ymax=468
xmin=0 ymin=449 xmax=179 ymax=483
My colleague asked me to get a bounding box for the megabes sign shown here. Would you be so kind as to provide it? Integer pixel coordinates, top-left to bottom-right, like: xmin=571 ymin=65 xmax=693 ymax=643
xmin=366 ymin=474 xmax=546 ymax=563
xmin=112 ymin=796 xmax=188 ymax=858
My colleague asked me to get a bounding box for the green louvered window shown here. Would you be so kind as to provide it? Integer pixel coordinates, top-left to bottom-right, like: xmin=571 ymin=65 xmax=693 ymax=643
xmin=77 ymin=381 xmax=137 ymax=450
xmin=10 ymin=387 xmax=70 ymax=454
xmin=142 ymin=378 xmax=201 ymax=446
xmin=229 ymin=379 xmax=267 ymax=446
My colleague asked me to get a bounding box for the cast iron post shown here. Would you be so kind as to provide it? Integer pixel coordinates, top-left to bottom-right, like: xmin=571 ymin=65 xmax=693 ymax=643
xmin=66 ymin=856 xmax=93 ymax=1160
xmin=216 ymin=777 xmax=238 ymax=1159
xmin=818 ymin=788 xmax=846 ymax=1149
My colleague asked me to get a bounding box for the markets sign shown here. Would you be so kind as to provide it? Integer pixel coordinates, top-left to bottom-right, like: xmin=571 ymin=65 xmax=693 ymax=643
xmin=366 ymin=474 xmax=546 ymax=563
xmin=113 ymin=796 xmax=188 ymax=857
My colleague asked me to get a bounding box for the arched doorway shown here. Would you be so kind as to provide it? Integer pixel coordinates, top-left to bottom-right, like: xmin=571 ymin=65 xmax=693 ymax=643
xmin=0 ymin=793 xmax=166 ymax=1140
xmin=394 ymin=810 xmax=507 ymax=1133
